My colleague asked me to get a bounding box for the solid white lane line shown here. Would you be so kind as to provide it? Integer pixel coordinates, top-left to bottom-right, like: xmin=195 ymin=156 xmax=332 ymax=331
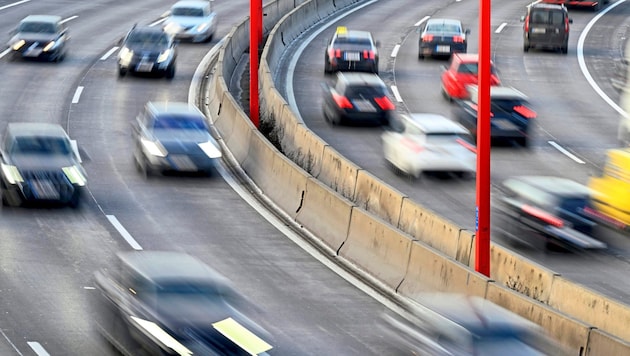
xmin=149 ymin=18 xmax=166 ymax=27
xmin=72 ymin=86 xmax=84 ymax=104
xmin=390 ymin=44 xmax=400 ymax=58
xmin=548 ymin=141 xmax=586 ymax=164
xmin=577 ymin=0 xmax=627 ymax=118
xmin=61 ymin=15 xmax=78 ymax=24
xmin=495 ymin=22 xmax=507 ymax=33
xmin=414 ymin=16 xmax=430 ymax=27
xmin=27 ymin=342 xmax=50 ymax=356
xmin=0 ymin=329 xmax=22 ymax=356
xmin=106 ymin=215 xmax=143 ymax=250
xmin=100 ymin=47 xmax=119 ymax=61
xmin=84 ymin=286 xmax=96 ymax=290
xmin=390 ymin=85 xmax=403 ymax=102
xmin=0 ymin=0 xmax=29 ymax=11
xmin=0 ymin=48 xmax=10 ymax=59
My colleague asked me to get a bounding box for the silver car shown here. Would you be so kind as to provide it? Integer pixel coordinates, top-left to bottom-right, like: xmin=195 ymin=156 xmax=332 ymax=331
xmin=163 ymin=0 xmax=217 ymax=43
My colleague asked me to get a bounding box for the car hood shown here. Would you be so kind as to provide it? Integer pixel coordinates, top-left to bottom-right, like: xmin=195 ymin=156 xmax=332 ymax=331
xmin=10 ymin=33 xmax=57 ymax=44
xmin=9 ymin=154 xmax=75 ymax=170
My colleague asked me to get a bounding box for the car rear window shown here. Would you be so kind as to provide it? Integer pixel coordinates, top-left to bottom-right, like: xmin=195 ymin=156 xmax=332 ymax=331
xmin=457 ymin=63 xmax=497 ymax=75
xmin=334 ymin=37 xmax=371 ymax=46
xmin=531 ymin=10 xmax=564 ymax=25
xmin=427 ymin=24 xmax=461 ymax=33
xmin=345 ymin=85 xmax=386 ymax=98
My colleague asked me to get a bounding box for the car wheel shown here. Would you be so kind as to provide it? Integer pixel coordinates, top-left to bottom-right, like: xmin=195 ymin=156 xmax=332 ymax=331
xmin=2 ymin=189 xmax=22 ymax=207
xmin=204 ymin=32 xmax=214 ymax=43
xmin=418 ymin=52 xmax=424 ymax=60
xmin=165 ymin=64 xmax=175 ymax=79
xmin=441 ymin=86 xmax=452 ymax=102
xmin=523 ymin=42 xmax=529 ymax=52
xmin=118 ymin=67 xmax=127 ymax=77
xmin=68 ymin=193 xmax=81 ymax=209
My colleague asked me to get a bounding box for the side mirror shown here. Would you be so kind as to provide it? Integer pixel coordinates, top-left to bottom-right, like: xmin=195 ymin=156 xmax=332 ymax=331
xmin=465 ymin=29 xmax=471 ymax=35
xmin=569 ymin=18 xmax=573 ymax=24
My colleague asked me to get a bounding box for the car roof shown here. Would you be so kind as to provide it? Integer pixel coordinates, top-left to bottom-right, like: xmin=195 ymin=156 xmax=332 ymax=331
xmin=6 ymin=123 xmax=68 ymax=138
xmin=117 ymin=251 xmax=229 ymax=286
xmin=405 ymin=114 xmax=469 ymax=134
xmin=172 ymin=0 xmax=210 ymax=9
xmin=468 ymin=85 xmax=528 ymax=103
xmin=146 ymin=101 xmax=205 ymax=117
xmin=504 ymin=176 xmax=592 ymax=197
xmin=337 ymin=72 xmax=384 ymax=86
xmin=426 ymin=18 xmax=462 ymax=26
xmin=21 ymin=15 xmax=62 ymax=24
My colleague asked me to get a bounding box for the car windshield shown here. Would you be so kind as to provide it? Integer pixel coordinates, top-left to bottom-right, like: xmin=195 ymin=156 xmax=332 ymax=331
xmin=11 ymin=136 xmax=71 ymax=156
xmin=172 ymin=7 xmax=205 ymax=17
xmin=152 ymin=115 xmax=208 ymax=131
xmin=19 ymin=21 xmax=57 ymax=34
xmin=127 ymin=31 xmax=169 ymax=47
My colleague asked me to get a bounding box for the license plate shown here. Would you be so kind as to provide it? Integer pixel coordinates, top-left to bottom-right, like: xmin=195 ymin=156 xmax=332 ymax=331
xmin=136 ymin=62 xmax=154 ymax=72
xmin=532 ymin=27 xmax=546 ymax=34
xmin=493 ymin=119 xmax=518 ymax=131
xmin=352 ymin=99 xmax=376 ymax=112
xmin=169 ymin=155 xmax=197 ymax=171
xmin=24 ymin=49 xmax=42 ymax=57
xmin=436 ymin=45 xmax=450 ymax=53
xmin=344 ymin=52 xmax=360 ymax=61
xmin=31 ymin=179 xmax=59 ymax=200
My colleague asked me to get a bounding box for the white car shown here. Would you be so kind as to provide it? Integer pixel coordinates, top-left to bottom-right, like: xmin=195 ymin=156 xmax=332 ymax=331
xmin=163 ymin=0 xmax=217 ymax=43
xmin=382 ymin=113 xmax=476 ymax=178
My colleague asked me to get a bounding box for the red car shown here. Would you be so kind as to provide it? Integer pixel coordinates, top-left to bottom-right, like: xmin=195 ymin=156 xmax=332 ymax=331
xmin=440 ymin=53 xmax=500 ymax=101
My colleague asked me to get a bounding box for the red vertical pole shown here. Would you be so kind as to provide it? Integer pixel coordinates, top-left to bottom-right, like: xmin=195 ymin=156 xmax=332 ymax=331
xmin=476 ymin=0 xmax=491 ymax=277
xmin=250 ymin=0 xmax=261 ymax=128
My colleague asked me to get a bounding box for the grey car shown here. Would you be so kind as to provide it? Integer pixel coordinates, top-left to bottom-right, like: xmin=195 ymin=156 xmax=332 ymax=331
xmin=163 ymin=0 xmax=218 ymax=43
xmin=7 ymin=15 xmax=69 ymax=62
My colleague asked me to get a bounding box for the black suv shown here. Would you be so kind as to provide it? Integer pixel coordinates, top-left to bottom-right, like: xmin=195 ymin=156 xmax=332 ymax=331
xmin=117 ymin=25 xmax=177 ymax=78
xmin=324 ymin=26 xmax=379 ymax=74
xmin=321 ymin=72 xmax=395 ymax=126
xmin=0 ymin=123 xmax=86 ymax=208
xmin=521 ymin=3 xmax=572 ymax=54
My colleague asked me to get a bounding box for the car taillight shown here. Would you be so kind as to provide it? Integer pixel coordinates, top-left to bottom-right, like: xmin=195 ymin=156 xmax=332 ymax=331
xmin=335 ymin=49 xmax=341 ymax=58
xmin=524 ymin=16 xmax=530 ymax=32
xmin=513 ymin=105 xmax=536 ymax=119
xmin=564 ymin=18 xmax=569 ymax=33
xmin=522 ymin=204 xmax=564 ymax=228
xmin=363 ymin=50 xmax=375 ymax=59
xmin=422 ymin=34 xmax=434 ymax=42
xmin=333 ymin=93 xmax=353 ymax=109
xmin=453 ymin=36 xmax=465 ymax=43
xmin=374 ymin=96 xmax=395 ymax=110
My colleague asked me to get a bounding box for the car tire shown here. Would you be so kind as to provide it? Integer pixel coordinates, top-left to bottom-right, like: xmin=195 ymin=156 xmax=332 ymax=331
xmin=68 ymin=193 xmax=81 ymax=209
xmin=523 ymin=42 xmax=529 ymax=52
xmin=441 ymin=86 xmax=452 ymax=102
xmin=418 ymin=52 xmax=424 ymax=60
xmin=165 ymin=64 xmax=175 ymax=79
xmin=1 ymin=188 xmax=22 ymax=207
xmin=118 ymin=67 xmax=127 ymax=77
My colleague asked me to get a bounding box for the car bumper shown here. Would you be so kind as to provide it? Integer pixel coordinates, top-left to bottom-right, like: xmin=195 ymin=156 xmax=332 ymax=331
xmin=11 ymin=47 xmax=62 ymax=61
xmin=144 ymin=153 xmax=219 ymax=173
xmin=120 ymin=59 xmax=172 ymax=75
xmin=2 ymin=177 xmax=83 ymax=205
xmin=413 ymin=155 xmax=476 ymax=173
xmin=329 ymin=59 xmax=377 ymax=73
xmin=419 ymin=43 xmax=466 ymax=56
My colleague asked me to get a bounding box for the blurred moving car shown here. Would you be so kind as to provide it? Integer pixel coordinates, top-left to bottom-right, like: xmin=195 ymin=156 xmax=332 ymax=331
xmin=324 ymin=26 xmax=379 ymax=74
xmin=541 ymin=0 xmax=608 ymax=12
xmin=453 ymin=85 xmax=536 ymax=147
xmin=7 ymin=15 xmax=69 ymax=62
xmin=117 ymin=25 xmax=177 ymax=78
xmin=381 ymin=294 xmax=570 ymax=356
xmin=132 ymin=101 xmax=222 ymax=177
xmin=521 ymin=3 xmax=572 ymax=54
xmin=93 ymin=251 xmax=274 ymax=356
xmin=382 ymin=113 xmax=476 ymax=179
xmin=163 ymin=0 xmax=217 ymax=43
xmin=493 ymin=176 xmax=606 ymax=251
xmin=586 ymin=148 xmax=630 ymax=231
xmin=1 ymin=123 xmax=86 ymax=208
xmin=321 ymin=72 xmax=394 ymax=126
xmin=418 ymin=18 xmax=469 ymax=59
xmin=440 ymin=53 xmax=501 ymax=101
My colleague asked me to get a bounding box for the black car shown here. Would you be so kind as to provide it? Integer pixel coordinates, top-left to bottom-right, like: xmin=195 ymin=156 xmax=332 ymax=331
xmin=493 ymin=176 xmax=607 ymax=251
xmin=321 ymin=72 xmax=395 ymax=126
xmin=0 ymin=123 xmax=86 ymax=208
xmin=7 ymin=15 xmax=69 ymax=62
xmin=453 ymin=85 xmax=536 ymax=147
xmin=93 ymin=251 xmax=274 ymax=356
xmin=132 ymin=101 xmax=222 ymax=177
xmin=521 ymin=3 xmax=572 ymax=54
xmin=117 ymin=25 xmax=177 ymax=78
xmin=324 ymin=26 xmax=379 ymax=74
xmin=418 ymin=18 xmax=469 ymax=59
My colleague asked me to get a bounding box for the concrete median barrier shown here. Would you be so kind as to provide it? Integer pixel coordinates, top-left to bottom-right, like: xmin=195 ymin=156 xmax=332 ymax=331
xmin=339 ymin=208 xmax=413 ymax=290
xmin=486 ymin=283 xmax=591 ymax=354
xmin=548 ymin=276 xmax=630 ymax=342
xmin=398 ymin=241 xmax=489 ymax=298
xmin=353 ymin=170 xmax=404 ymax=227
xmin=585 ymin=329 xmax=630 ymax=355
xmin=221 ymin=96 xmax=254 ymax=165
xmin=295 ymin=177 xmax=354 ymax=252
xmin=286 ymin=124 xmax=326 ymax=177
xmin=457 ymin=229 xmax=474 ymax=266
xmin=397 ymin=198 xmax=464 ymax=260
xmin=317 ymin=145 xmax=361 ymax=201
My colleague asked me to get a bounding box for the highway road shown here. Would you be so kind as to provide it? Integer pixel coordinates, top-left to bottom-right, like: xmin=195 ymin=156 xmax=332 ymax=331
xmin=286 ymin=0 xmax=630 ymax=301
xmin=0 ymin=1 xmax=400 ymax=355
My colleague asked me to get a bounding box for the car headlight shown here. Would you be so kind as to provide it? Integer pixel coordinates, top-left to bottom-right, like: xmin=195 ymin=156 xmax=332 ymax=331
xmin=195 ymin=23 xmax=209 ymax=33
xmin=118 ymin=47 xmax=133 ymax=64
xmin=62 ymin=165 xmax=87 ymax=186
xmin=11 ymin=39 xmax=25 ymax=51
xmin=198 ymin=141 xmax=222 ymax=159
xmin=129 ymin=316 xmax=192 ymax=356
xmin=42 ymin=41 xmax=56 ymax=52
xmin=157 ymin=49 xmax=172 ymax=63
xmin=141 ymin=138 xmax=167 ymax=157
xmin=1 ymin=163 xmax=23 ymax=185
